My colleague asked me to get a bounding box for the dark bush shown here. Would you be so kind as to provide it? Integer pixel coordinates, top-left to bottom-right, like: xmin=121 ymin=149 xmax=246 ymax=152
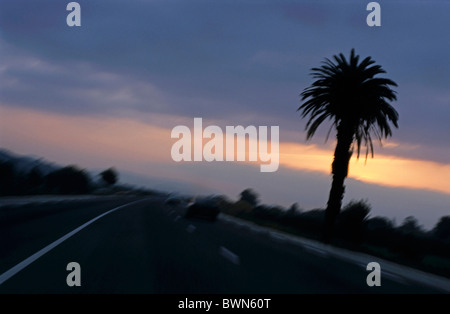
xmin=432 ymin=216 xmax=450 ymax=241
xmin=364 ymin=216 xmax=397 ymax=247
xmin=0 ymin=162 xmax=16 ymax=195
xmin=24 ymin=167 xmax=44 ymax=193
xmin=335 ymin=200 xmax=371 ymax=245
xmin=239 ymin=188 xmax=259 ymax=207
xmin=398 ymin=216 xmax=424 ymax=236
xmin=45 ymin=166 xmax=91 ymax=194
xmin=253 ymin=205 xmax=284 ymax=222
xmin=100 ymin=167 xmax=118 ymax=186
xmin=294 ymin=209 xmax=325 ymax=236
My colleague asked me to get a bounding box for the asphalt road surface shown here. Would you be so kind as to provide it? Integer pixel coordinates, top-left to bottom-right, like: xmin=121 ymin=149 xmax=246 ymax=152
xmin=0 ymin=196 xmax=446 ymax=293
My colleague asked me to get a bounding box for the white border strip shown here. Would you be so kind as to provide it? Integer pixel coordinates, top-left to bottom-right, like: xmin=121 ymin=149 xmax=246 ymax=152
xmin=0 ymin=199 xmax=145 ymax=285
xmin=219 ymin=213 xmax=450 ymax=292
xmin=219 ymin=246 xmax=240 ymax=265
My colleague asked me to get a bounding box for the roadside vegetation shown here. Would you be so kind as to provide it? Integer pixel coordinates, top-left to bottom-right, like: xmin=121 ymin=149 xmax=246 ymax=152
xmin=218 ymin=188 xmax=450 ymax=279
xmin=2 ymin=156 xmax=449 ymax=280
xmin=0 ymin=161 xmax=154 ymax=196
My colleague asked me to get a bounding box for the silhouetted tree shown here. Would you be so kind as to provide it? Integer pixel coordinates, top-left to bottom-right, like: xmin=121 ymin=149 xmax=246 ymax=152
xmin=25 ymin=166 xmax=44 ymax=193
xmin=365 ymin=216 xmax=397 ymax=247
xmin=366 ymin=216 xmax=395 ymax=231
xmin=239 ymin=188 xmax=259 ymax=207
xmin=398 ymin=216 xmax=423 ymax=235
xmin=45 ymin=166 xmax=91 ymax=194
xmin=100 ymin=167 xmax=118 ymax=186
xmin=336 ymin=200 xmax=371 ymax=245
xmin=288 ymin=203 xmax=301 ymax=215
xmin=298 ymin=49 xmax=399 ymax=243
xmin=27 ymin=167 xmax=43 ymax=186
xmin=298 ymin=209 xmax=326 ymax=236
xmin=253 ymin=204 xmax=284 ymax=221
xmin=432 ymin=216 xmax=450 ymax=240
xmin=0 ymin=161 xmax=16 ymax=195
xmin=393 ymin=216 xmax=427 ymax=260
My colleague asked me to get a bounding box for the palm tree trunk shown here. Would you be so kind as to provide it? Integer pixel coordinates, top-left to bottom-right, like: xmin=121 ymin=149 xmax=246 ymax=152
xmin=322 ymin=123 xmax=354 ymax=243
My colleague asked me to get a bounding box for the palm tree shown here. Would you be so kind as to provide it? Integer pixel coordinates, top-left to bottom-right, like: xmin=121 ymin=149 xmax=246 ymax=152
xmin=298 ymin=49 xmax=399 ymax=243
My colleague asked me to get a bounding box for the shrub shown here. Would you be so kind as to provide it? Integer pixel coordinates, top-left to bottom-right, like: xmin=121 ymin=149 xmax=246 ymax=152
xmin=432 ymin=216 xmax=450 ymax=241
xmin=335 ymin=200 xmax=371 ymax=245
xmin=239 ymin=188 xmax=259 ymax=207
xmin=100 ymin=167 xmax=118 ymax=186
xmin=45 ymin=166 xmax=92 ymax=194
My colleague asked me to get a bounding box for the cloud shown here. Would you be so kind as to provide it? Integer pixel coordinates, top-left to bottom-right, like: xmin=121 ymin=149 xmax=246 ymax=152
xmin=1 ymin=104 xmax=450 ymax=229
xmin=0 ymin=105 xmax=171 ymax=170
xmin=1 ymin=0 xmax=450 ymax=220
xmin=281 ymin=2 xmax=330 ymax=27
xmin=2 ymin=104 xmax=449 ymax=195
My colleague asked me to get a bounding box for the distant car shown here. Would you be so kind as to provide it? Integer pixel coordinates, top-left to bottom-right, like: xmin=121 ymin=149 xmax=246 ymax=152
xmin=185 ymin=196 xmax=221 ymax=221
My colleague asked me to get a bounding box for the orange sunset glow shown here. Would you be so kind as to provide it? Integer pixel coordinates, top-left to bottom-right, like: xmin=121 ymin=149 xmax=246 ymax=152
xmin=3 ymin=0 xmax=450 ymax=296
xmin=2 ymin=105 xmax=449 ymax=196
xmin=279 ymin=142 xmax=450 ymax=195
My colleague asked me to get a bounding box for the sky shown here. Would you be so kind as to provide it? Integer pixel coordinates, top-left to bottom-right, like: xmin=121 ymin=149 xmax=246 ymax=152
xmin=1 ymin=0 xmax=450 ymax=229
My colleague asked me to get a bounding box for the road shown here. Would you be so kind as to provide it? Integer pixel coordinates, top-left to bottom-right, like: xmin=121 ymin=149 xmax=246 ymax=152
xmin=0 ymin=196 xmax=447 ymax=294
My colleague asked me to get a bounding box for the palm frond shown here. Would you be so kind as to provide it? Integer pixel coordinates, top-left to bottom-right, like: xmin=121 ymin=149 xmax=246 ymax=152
xmin=298 ymin=49 xmax=399 ymax=159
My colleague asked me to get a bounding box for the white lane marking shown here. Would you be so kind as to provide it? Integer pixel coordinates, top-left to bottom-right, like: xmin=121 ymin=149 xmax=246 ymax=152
xmin=358 ymin=262 xmax=408 ymax=284
xmin=174 ymin=215 xmax=181 ymax=222
xmin=358 ymin=262 xmax=369 ymax=270
xmin=0 ymin=199 xmax=147 ymax=285
xmin=186 ymin=224 xmax=196 ymax=233
xmin=220 ymin=215 xmax=450 ymax=291
xmin=219 ymin=246 xmax=240 ymax=265
xmin=270 ymin=232 xmax=287 ymax=242
xmin=383 ymin=271 xmax=409 ymax=284
xmin=302 ymin=244 xmax=329 ymax=257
